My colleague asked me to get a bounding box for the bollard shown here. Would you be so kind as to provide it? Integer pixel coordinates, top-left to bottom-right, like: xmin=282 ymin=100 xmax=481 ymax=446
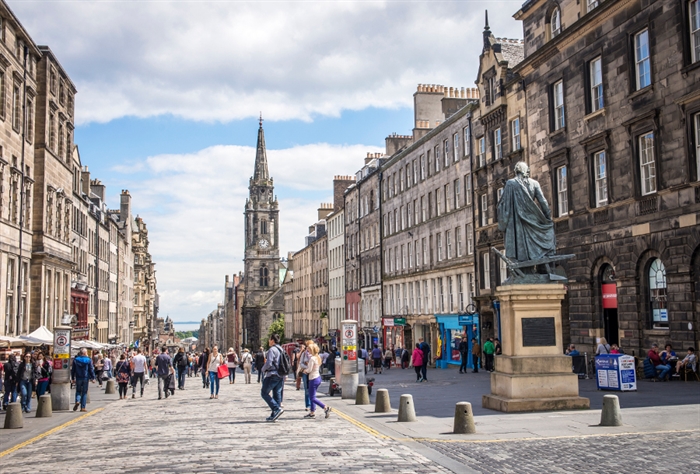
xmin=453 ymin=401 xmax=476 ymax=434
xmin=375 ymin=388 xmax=391 ymax=413
xmin=36 ymin=394 xmax=53 ymax=418
xmin=355 ymin=384 xmax=370 ymax=405
xmin=104 ymin=379 xmax=116 ymax=395
xmin=3 ymin=403 xmax=24 ymax=429
xmin=397 ymin=394 xmax=417 ymax=422
xmin=600 ymin=394 xmax=622 ymax=426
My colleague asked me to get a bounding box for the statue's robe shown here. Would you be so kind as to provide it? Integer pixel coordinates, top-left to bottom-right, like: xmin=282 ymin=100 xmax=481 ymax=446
xmin=497 ymin=176 xmax=556 ymax=262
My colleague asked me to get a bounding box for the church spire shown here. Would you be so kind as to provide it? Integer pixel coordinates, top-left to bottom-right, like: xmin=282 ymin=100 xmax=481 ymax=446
xmin=253 ymin=113 xmax=270 ymax=183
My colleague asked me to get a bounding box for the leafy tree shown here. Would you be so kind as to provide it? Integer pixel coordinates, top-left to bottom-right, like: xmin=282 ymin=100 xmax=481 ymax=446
xmin=264 ymin=317 xmax=286 ymax=349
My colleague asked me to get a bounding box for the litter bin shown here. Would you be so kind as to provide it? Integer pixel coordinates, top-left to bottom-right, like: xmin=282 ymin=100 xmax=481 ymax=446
xmin=595 ymin=354 xmax=637 ymax=391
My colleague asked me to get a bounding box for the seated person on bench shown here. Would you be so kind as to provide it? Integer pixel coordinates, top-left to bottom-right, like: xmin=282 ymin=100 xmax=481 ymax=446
xmin=565 ymin=344 xmax=579 ymax=356
xmin=648 ymin=343 xmax=672 ymax=381
xmin=673 ymin=347 xmax=697 ymax=377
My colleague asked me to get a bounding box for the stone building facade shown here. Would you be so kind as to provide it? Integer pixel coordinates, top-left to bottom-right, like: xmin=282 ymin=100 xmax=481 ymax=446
xmin=381 ymin=85 xmax=479 ymax=360
xmin=0 ymin=3 xmax=40 ymax=336
xmin=133 ymin=216 xmax=157 ymax=350
xmin=242 ymin=120 xmax=283 ymax=347
xmin=513 ymin=0 xmax=700 ymax=354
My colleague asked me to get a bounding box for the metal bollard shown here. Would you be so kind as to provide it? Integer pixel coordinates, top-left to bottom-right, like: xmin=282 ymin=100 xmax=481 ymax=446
xmin=453 ymin=401 xmax=476 ymax=434
xmin=600 ymin=394 xmax=622 ymax=426
xmin=397 ymin=394 xmax=417 ymax=422
xmin=36 ymin=394 xmax=53 ymax=418
xmin=374 ymin=388 xmax=391 ymax=413
xmin=355 ymin=384 xmax=370 ymax=405
xmin=104 ymin=379 xmax=116 ymax=395
xmin=3 ymin=403 xmax=24 ymax=429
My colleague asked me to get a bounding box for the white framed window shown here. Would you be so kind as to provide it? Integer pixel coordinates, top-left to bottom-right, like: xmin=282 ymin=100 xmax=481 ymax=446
xmin=431 ymin=279 xmax=437 ymax=313
xmin=494 ymin=128 xmax=502 ymax=160
xmin=635 ymin=29 xmax=651 ymax=90
xmin=594 ymin=151 xmax=608 ymax=207
xmin=639 ymin=132 xmax=656 ymax=195
xmin=590 ymin=56 xmax=603 ymax=112
xmin=453 ymin=133 xmax=459 ymax=161
xmin=511 ymin=117 xmax=521 ymax=151
xmin=466 ymin=224 xmax=473 ymax=255
xmin=444 ymin=139 xmax=450 ymax=168
xmin=454 ymin=179 xmax=460 ymax=209
xmin=399 ymin=169 xmax=404 ymax=192
xmin=465 ymin=175 xmax=472 ymax=205
xmin=446 ymin=230 xmax=452 ymax=259
xmin=456 ymin=227 xmax=462 ymax=257
xmin=435 ymin=145 xmax=440 ymax=173
xmin=416 ymin=281 xmax=422 ymax=313
xmin=408 ymin=242 xmax=413 ymax=268
xmin=587 ymin=0 xmax=599 ymax=13
xmin=413 ymin=159 xmax=418 ymax=185
xmin=478 ymin=137 xmax=486 ymax=167
xmin=553 ymin=80 xmax=565 ymax=130
xmin=483 ymin=253 xmax=491 ymax=290
xmin=438 ymin=278 xmax=445 ymax=312
xmin=420 ymin=154 xmax=426 ymax=180
xmin=649 ymin=258 xmax=668 ymax=328
xmin=695 ymin=113 xmax=700 ymax=180
xmin=551 ymin=7 xmax=561 ymax=38
xmin=437 ymin=233 xmax=443 ymax=261
xmin=557 ymin=165 xmax=569 ymax=217
xmin=457 ymin=274 xmax=464 ymax=311
xmin=447 ymin=276 xmax=454 ymax=312
xmin=401 ymin=245 xmax=406 ymax=270
xmin=464 ymin=125 xmax=471 ymax=156
xmin=480 ymin=194 xmax=488 ymax=226
xmin=692 ymin=0 xmax=700 ymax=63
xmin=423 ymin=280 xmax=429 ymax=313
xmin=422 ymin=237 xmax=427 ymax=267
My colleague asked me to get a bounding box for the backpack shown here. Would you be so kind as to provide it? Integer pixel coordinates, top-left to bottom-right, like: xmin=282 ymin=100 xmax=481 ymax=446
xmin=274 ymin=346 xmax=292 ymax=376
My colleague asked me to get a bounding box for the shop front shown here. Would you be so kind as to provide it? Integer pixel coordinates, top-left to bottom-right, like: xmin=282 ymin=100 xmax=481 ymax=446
xmin=382 ymin=317 xmax=406 ymax=353
xmin=435 ymin=313 xmax=480 ymax=369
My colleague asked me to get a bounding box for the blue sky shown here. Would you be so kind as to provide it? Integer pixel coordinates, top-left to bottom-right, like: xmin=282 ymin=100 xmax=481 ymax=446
xmin=10 ymin=0 xmax=524 ymax=331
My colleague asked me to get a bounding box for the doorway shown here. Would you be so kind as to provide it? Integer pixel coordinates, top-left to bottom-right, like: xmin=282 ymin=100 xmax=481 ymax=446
xmin=600 ymin=264 xmax=618 ymax=346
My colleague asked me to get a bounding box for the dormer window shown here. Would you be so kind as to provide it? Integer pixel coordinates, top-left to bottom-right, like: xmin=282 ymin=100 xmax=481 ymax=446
xmin=551 ymin=8 xmax=561 ymax=38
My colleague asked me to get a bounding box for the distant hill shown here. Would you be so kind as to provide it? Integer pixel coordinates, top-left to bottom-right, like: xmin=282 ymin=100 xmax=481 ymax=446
xmin=176 ymin=330 xmax=199 ymax=340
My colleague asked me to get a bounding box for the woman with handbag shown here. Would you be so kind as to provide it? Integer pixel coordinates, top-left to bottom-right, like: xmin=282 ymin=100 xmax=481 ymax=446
xmin=35 ymin=352 xmax=52 ymax=397
xmin=302 ymin=343 xmax=331 ymax=419
xmin=240 ymin=348 xmax=253 ymax=384
xmin=116 ymin=354 xmax=131 ymax=399
xmin=207 ymin=345 xmax=224 ymax=399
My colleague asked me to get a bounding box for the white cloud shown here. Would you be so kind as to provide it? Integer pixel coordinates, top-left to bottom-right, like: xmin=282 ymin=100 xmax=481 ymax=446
xmin=113 ymin=141 xmax=380 ymax=323
xmin=9 ymin=0 xmax=523 ymax=125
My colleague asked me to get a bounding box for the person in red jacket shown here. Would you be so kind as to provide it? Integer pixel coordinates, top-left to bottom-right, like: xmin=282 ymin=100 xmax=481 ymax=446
xmin=411 ymin=344 xmax=424 ymax=382
xmin=648 ymin=343 xmax=671 ymax=381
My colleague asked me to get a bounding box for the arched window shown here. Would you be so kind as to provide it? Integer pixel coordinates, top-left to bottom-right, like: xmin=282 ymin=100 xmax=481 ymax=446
xmin=259 ymin=266 xmax=269 ymax=287
xmin=648 ymin=258 xmax=668 ymax=328
xmin=551 ymin=8 xmax=561 ymax=38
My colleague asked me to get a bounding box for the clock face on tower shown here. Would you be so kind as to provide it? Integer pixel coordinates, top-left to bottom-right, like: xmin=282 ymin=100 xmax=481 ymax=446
xmin=258 ymin=239 xmax=270 ymax=249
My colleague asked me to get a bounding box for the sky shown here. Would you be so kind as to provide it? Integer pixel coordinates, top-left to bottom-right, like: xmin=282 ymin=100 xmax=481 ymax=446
xmin=9 ymin=0 xmax=524 ymax=331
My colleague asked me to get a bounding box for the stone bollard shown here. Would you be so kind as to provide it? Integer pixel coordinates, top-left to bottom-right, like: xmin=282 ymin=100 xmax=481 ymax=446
xmin=36 ymin=394 xmax=53 ymax=418
xmin=104 ymin=379 xmax=116 ymax=395
xmin=375 ymin=388 xmax=391 ymax=413
xmin=453 ymin=402 xmax=476 ymax=434
xmin=355 ymin=384 xmax=370 ymax=405
xmin=3 ymin=403 xmax=24 ymax=429
xmin=397 ymin=394 xmax=417 ymax=422
xmin=600 ymin=394 xmax=622 ymax=426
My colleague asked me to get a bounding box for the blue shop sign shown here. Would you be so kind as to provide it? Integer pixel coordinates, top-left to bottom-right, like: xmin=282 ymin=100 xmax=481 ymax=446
xmin=458 ymin=314 xmax=478 ymax=326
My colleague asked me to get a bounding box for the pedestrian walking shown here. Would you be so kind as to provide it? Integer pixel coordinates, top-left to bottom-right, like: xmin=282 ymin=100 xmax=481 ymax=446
xmin=260 ymin=334 xmax=285 ymax=422
xmin=292 ymin=343 xmax=303 ymax=390
xmin=71 ymin=348 xmax=95 ymax=412
xmin=400 ymin=347 xmax=410 ymax=369
xmin=2 ymin=354 xmax=19 ymax=409
xmin=371 ymin=344 xmax=383 ymax=374
xmin=240 ymin=348 xmax=253 ymax=384
xmin=207 ymin=346 xmax=224 ymax=399
xmin=458 ymin=336 xmax=469 ymax=374
xmin=411 ymin=343 xmax=424 ymax=382
xmin=483 ymin=338 xmax=495 ymax=372
xmin=156 ymin=346 xmax=173 ymax=400
xmin=130 ymin=348 xmax=148 ymax=398
xmin=297 ymin=342 xmax=311 ymax=410
xmin=116 ymin=354 xmax=131 ymax=399
xmin=384 ymin=347 xmax=393 ymax=370
xmin=302 ymin=343 xmax=331 ymax=419
xmin=17 ymin=353 xmax=37 ymax=413
xmin=94 ymin=354 xmax=104 ymax=387
xmin=199 ymin=348 xmax=210 ymax=389
xmin=418 ymin=338 xmax=431 ymax=382
xmin=35 ymin=352 xmax=52 ymax=397
xmin=102 ymin=355 xmax=113 ymax=381
xmin=226 ymin=348 xmax=239 ymax=384
xmin=471 ymin=338 xmax=481 ymax=373
xmin=173 ymin=348 xmax=188 ymax=390
xmin=254 ymin=347 xmax=265 ymax=383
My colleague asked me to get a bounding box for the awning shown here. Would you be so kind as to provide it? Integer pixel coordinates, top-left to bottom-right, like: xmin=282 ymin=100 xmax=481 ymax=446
xmin=0 ymin=335 xmax=26 ymax=347
xmin=21 ymin=325 xmax=54 ymax=345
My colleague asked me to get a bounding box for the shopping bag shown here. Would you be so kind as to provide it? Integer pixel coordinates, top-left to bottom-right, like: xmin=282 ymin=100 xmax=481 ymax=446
xmin=217 ymin=365 xmax=229 ymax=379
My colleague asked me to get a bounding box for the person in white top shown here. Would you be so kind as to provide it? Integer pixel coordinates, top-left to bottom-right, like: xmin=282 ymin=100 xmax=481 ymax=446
xmin=130 ymin=348 xmax=147 ymax=398
xmin=240 ymin=348 xmax=253 ymax=384
xmin=303 ymin=343 xmax=331 ymax=419
xmin=207 ymin=345 xmax=224 ymax=399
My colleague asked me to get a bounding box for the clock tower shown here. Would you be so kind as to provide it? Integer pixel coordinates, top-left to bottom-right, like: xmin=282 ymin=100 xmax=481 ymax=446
xmin=242 ymin=117 xmax=283 ymax=347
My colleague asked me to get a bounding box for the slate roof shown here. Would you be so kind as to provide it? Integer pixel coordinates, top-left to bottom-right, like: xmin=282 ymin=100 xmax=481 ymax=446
xmin=499 ymin=41 xmax=525 ymax=67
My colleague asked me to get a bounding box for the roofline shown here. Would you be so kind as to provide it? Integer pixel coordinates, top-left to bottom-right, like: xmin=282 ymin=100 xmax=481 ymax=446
xmin=37 ymin=45 xmax=78 ymax=92
xmin=0 ymin=1 xmax=41 ymax=57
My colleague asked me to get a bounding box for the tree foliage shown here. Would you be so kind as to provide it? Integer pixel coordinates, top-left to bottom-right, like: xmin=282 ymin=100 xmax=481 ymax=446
xmin=264 ymin=317 xmax=286 ymax=349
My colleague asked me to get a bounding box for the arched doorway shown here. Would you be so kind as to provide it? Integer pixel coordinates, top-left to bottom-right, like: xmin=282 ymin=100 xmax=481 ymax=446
xmin=600 ymin=264 xmax=618 ymax=345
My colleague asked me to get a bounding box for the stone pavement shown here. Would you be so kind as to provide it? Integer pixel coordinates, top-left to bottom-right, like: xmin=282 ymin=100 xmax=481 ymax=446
xmin=0 ymin=374 xmax=448 ymax=473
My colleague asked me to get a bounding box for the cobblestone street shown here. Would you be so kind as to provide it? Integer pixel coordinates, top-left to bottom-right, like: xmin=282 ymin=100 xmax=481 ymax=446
xmin=0 ymin=376 xmax=447 ymax=473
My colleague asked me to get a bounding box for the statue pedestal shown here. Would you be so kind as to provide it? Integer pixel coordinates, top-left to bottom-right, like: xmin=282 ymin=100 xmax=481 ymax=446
xmin=482 ymin=284 xmax=589 ymax=412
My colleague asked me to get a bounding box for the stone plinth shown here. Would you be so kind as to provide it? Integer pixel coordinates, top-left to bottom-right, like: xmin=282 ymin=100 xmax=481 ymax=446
xmin=482 ymin=284 xmax=589 ymax=412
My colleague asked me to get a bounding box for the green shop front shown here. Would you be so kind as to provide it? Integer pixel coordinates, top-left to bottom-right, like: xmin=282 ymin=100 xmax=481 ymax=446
xmin=435 ymin=314 xmax=480 ymax=369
